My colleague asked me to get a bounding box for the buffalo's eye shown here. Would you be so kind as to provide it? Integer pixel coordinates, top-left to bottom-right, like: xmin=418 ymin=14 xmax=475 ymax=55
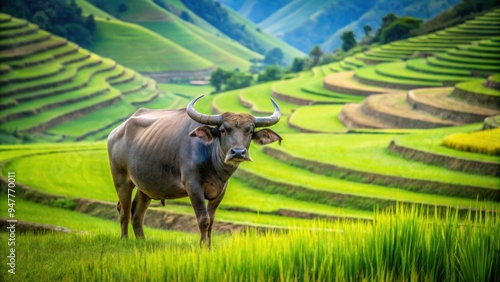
xmin=219 ymin=127 xmax=226 ymax=134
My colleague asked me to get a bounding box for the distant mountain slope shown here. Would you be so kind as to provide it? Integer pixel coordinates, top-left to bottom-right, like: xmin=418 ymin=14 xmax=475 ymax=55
xmin=81 ymin=0 xmax=303 ymax=65
xmin=223 ymin=0 xmax=293 ymax=24
xmin=221 ymin=0 xmax=461 ymax=53
xmin=88 ymin=18 xmax=214 ymax=73
xmin=319 ymin=0 xmax=461 ymax=52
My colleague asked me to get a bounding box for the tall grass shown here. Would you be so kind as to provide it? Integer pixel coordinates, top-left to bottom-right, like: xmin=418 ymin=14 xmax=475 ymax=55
xmin=3 ymin=205 xmax=497 ymax=281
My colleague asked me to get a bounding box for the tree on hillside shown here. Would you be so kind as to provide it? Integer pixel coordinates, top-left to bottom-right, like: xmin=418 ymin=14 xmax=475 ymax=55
xmin=341 ymin=31 xmax=356 ymax=52
xmin=263 ymin=47 xmax=284 ymax=66
xmin=363 ymin=25 xmax=372 ymax=37
xmin=289 ymin=57 xmax=307 ymax=73
xmin=309 ymin=45 xmax=324 ymax=67
xmin=0 ymin=0 xmax=97 ymax=47
xmin=379 ymin=17 xmax=423 ymax=44
xmin=258 ymin=65 xmax=283 ymax=83
xmin=225 ymin=72 xmax=253 ymax=91
xmin=210 ymin=68 xmax=232 ymax=92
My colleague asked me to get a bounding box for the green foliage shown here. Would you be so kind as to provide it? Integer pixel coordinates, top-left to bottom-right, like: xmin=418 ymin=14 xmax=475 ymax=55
xmin=379 ymin=17 xmax=423 ymax=44
xmin=258 ymin=65 xmax=283 ymax=83
xmin=210 ymin=68 xmax=232 ymax=92
xmin=263 ymin=47 xmax=284 ymax=66
xmin=341 ymin=31 xmax=356 ymax=52
xmin=289 ymin=57 xmax=308 ymax=73
xmin=225 ymin=72 xmax=253 ymax=91
xmin=415 ymin=0 xmax=500 ymax=35
xmin=309 ymin=45 xmax=324 ymax=66
xmin=49 ymin=198 xmax=77 ymax=210
xmin=0 ymin=0 xmax=96 ymax=47
xmin=210 ymin=68 xmax=254 ymax=92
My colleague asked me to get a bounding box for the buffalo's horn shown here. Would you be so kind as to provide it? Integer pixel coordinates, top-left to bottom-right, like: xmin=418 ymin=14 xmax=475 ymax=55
xmin=186 ymin=95 xmax=223 ymax=125
xmin=254 ymin=98 xmax=281 ymax=127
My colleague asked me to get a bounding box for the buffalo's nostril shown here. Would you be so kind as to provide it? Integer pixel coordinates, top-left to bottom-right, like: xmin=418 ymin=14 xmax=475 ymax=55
xmin=231 ymin=148 xmax=246 ymax=157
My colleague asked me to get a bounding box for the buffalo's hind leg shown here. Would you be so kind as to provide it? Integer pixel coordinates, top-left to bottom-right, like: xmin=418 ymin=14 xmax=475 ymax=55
xmin=131 ymin=189 xmax=151 ymax=238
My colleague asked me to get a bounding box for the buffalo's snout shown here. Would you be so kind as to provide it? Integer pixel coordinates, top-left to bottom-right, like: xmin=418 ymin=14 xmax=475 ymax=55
xmin=225 ymin=147 xmax=252 ymax=163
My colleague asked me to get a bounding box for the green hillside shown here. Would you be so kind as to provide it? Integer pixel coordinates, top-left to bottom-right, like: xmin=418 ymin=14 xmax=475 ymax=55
xmin=88 ymin=18 xmax=214 ymax=73
xmin=75 ymin=0 xmax=262 ymax=72
xmin=81 ymin=0 xmax=303 ymax=65
xmin=0 ymin=13 xmax=189 ymax=143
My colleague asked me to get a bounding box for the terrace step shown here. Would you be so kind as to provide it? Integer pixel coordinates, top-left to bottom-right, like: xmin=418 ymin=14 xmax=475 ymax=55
xmin=0 ymin=19 xmax=28 ymax=31
xmin=1 ymin=88 xmax=122 ymax=133
xmin=0 ymin=30 xmax=51 ymax=50
xmin=261 ymin=146 xmax=500 ymax=201
xmin=0 ymin=22 xmax=38 ymax=38
xmin=406 ymin=58 xmax=471 ymax=76
xmin=426 ymin=56 xmax=500 ymax=75
xmin=451 ymin=80 xmax=500 ymax=108
xmin=0 ymin=85 xmax=110 ymax=123
xmin=0 ymin=36 xmax=67 ymax=62
xmin=388 ymin=138 xmax=500 ymax=177
xmin=361 ymin=93 xmax=462 ymax=129
xmin=7 ymin=42 xmax=79 ymax=68
xmin=407 ymin=87 xmax=499 ymax=123
xmin=338 ymin=103 xmax=391 ymax=129
xmin=354 ymin=65 xmax=441 ymax=90
xmin=374 ymin=61 xmax=476 ymax=86
xmin=271 ymin=79 xmax=339 ymax=105
xmin=323 ymin=71 xmax=396 ymax=96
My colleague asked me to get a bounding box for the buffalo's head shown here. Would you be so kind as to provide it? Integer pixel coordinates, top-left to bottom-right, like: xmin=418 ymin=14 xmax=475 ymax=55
xmin=187 ymin=95 xmax=282 ymax=165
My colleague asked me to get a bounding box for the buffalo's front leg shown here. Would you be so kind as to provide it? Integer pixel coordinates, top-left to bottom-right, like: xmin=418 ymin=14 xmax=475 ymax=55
xmin=186 ymin=182 xmax=211 ymax=247
xmin=207 ymin=184 xmax=226 ymax=244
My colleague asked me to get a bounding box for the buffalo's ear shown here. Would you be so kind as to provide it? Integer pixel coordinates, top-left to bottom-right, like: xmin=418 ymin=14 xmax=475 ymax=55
xmin=190 ymin=126 xmax=219 ymax=144
xmin=253 ymin=129 xmax=282 ymax=145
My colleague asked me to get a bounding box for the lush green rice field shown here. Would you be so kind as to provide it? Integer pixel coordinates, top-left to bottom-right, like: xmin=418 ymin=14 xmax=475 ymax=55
xmin=1 ymin=199 xmax=497 ymax=282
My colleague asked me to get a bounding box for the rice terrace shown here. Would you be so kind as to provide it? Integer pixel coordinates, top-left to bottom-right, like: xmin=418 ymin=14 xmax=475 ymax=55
xmin=0 ymin=0 xmax=499 ymax=281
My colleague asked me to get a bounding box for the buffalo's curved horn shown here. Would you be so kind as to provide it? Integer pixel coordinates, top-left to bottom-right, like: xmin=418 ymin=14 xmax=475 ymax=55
xmin=186 ymin=95 xmax=222 ymax=125
xmin=254 ymin=98 xmax=281 ymax=127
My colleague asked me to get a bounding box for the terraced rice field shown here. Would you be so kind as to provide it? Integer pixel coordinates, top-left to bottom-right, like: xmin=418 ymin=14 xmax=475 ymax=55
xmin=0 ymin=13 xmax=177 ymax=142
xmin=0 ymin=9 xmax=499 ymax=270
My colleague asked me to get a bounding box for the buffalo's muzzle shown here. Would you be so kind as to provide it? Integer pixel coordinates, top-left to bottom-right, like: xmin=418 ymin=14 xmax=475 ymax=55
xmin=225 ymin=148 xmax=252 ymax=163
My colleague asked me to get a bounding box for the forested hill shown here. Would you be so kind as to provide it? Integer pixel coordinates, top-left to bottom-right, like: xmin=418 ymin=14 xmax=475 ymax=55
xmin=220 ymin=0 xmax=481 ymax=53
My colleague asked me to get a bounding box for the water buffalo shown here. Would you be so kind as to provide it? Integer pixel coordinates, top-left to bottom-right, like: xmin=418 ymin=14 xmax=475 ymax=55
xmin=107 ymin=95 xmax=282 ymax=246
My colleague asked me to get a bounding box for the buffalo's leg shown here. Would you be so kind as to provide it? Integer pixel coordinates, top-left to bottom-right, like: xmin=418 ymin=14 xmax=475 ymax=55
xmin=186 ymin=185 xmax=211 ymax=247
xmin=207 ymin=185 xmax=226 ymax=244
xmin=111 ymin=170 xmax=135 ymax=238
xmin=131 ymin=189 xmax=151 ymax=238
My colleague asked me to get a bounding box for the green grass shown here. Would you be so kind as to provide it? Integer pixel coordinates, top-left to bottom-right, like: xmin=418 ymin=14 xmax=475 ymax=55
xmin=455 ymin=80 xmax=500 ymax=96
xmin=393 ymin=124 xmax=500 ymax=162
xmin=273 ymin=78 xmax=342 ymax=104
xmin=271 ymin=133 xmax=499 ymax=189
xmin=46 ymin=100 xmax=136 ymax=138
xmin=89 ymin=19 xmax=213 ymax=72
xmin=405 ymin=58 xmax=471 ymax=76
xmin=238 ymin=82 xmax=297 ymax=115
xmin=0 ymin=144 xmax=369 ymax=220
xmin=140 ymin=21 xmax=255 ymax=71
xmin=375 ymin=61 xmax=477 ymax=83
xmin=427 ymin=57 xmax=500 ymax=73
xmin=288 ymin=105 xmax=347 ymax=133
xmin=212 ymin=88 xmax=295 ymax=134
xmin=2 ymin=204 xmax=497 ymax=281
xmin=300 ymin=78 xmax=365 ymax=102
xmin=242 ymin=148 xmax=498 ymax=208
xmin=0 ymin=88 xmax=121 ymax=132
xmin=158 ymin=83 xmax=214 ymax=99
xmin=355 ymin=65 xmax=442 ymax=87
